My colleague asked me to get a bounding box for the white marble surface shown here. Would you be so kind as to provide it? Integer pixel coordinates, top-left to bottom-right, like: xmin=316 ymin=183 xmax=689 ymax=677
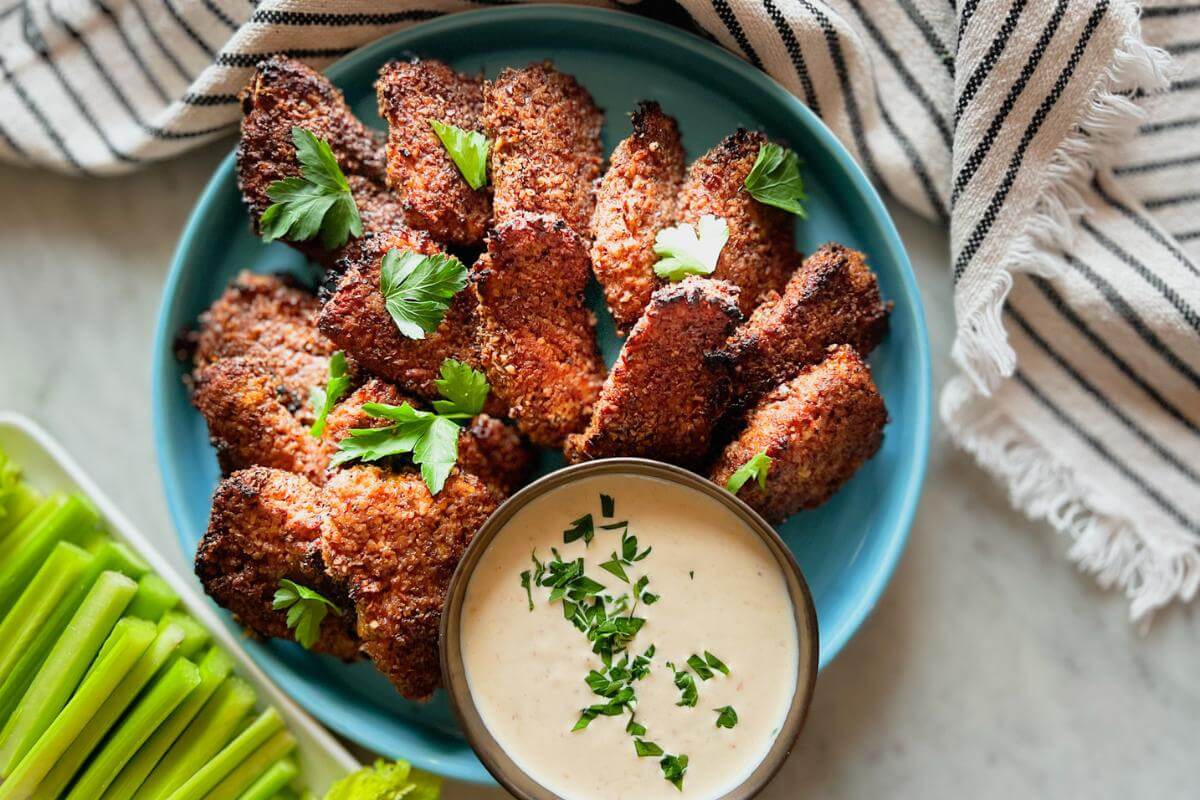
xmin=1 ymin=143 xmax=1196 ymax=799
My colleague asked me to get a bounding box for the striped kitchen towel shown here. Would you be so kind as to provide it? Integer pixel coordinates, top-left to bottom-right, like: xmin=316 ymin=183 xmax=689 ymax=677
xmin=0 ymin=0 xmax=1196 ymax=621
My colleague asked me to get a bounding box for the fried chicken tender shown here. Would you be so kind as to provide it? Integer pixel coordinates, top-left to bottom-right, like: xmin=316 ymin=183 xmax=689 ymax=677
xmin=192 ymin=271 xmax=334 ymax=413
xmin=722 ymin=243 xmax=890 ymax=409
xmin=457 ymin=415 xmax=534 ymax=499
xmin=321 ymin=467 xmax=497 ymax=699
xmin=676 ymin=129 xmax=796 ymax=314
xmin=377 ymin=59 xmax=490 ymax=247
xmin=474 ymin=212 xmax=605 ymax=447
xmin=484 ymin=62 xmax=604 ymax=237
xmin=590 ymin=102 xmax=685 ymax=333
xmin=318 ymin=229 xmax=487 ymax=404
xmin=195 ymin=467 xmax=360 ymax=660
xmin=710 ymin=346 xmax=887 ymax=522
xmin=237 ymin=56 xmax=406 ymax=267
xmin=565 ymin=278 xmax=742 ymax=467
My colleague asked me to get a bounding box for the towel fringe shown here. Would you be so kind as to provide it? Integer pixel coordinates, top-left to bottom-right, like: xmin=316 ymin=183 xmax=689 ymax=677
xmin=942 ymin=20 xmax=1187 ymax=621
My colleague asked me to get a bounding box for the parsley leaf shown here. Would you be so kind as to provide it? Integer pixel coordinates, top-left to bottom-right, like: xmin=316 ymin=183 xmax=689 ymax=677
xmin=260 ymin=127 xmax=363 ymax=249
xmin=687 ymin=654 xmax=714 ymax=681
xmin=667 ymin=662 xmax=698 ymax=707
xmin=725 ymin=451 xmax=772 ymax=494
xmin=379 ymin=248 xmax=469 ymax=340
xmin=743 ymin=142 xmax=807 ymax=217
xmin=600 ymin=494 xmax=615 ymax=518
xmin=704 ymin=650 xmax=731 ymax=676
xmin=309 ymin=351 xmax=351 ymax=437
xmin=653 ymin=215 xmax=729 ymax=281
xmin=429 ymin=120 xmax=491 ymax=190
xmin=714 ymin=705 xmax=739 ymax=729
xmin=660 ymin=754 xmax=689 ymax=791
xmin=635 ymin=739 xmax=664 ymax=757
xmin=432 ymin=359 xmax=489 ymax=417
xmin=272 ymin=578 xmax=342 ymax=649
xmin=330 ymin=402 xmax=459 ymax=494
xmin=563 ymin=514 xmax=595 ymax=546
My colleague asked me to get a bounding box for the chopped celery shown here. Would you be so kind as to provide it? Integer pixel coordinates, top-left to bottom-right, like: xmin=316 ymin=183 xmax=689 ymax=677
xmin=0 ymin=570 xmax=137 ymax=775
xmin=135 ymin=676 xmax=257 ymax=800
xmin=0 ymin=542 xmax=89 ymax=678
xmin=0 ymin=483 xmax=42 ymax=540
xmin=38 ymin=622 xmax=187 ymax=798
xmin=0 ymin=494 xmax=62 ymax=567
xmin=65 ymin=657 xmax=201 ymax=800
xmin=126 ymin=574 xmax=180 ymax=621
xmin=95 ymin=539 xmax=151 ymax=579
xmin=159 ymin=611 xmax=209 ymax=658
xmin=236 ymin=757 xmax=299 ymax=800
xmin=0 ymin=494 xmax=101 ymax=611
xmin=0 ymin=617 xmax=156 ymax=799
xmin=204 ymin=730 xmax=296 ymax=800
xmin=105 ymin=648 xmax=234 ymax=800
xmin=162 ymin=708 xmax=285 ymax=800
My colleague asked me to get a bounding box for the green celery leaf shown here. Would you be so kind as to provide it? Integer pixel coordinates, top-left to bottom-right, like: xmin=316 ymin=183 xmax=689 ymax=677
xmin=725 ymin=451 xmax=772 ymax=494
xmin=272 ymin=578 xmax=342 ymax=649
xmin=653 ymin=215 xmax=729 ymax=281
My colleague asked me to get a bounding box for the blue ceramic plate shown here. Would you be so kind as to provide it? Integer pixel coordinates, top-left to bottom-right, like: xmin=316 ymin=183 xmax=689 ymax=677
xmin=153 ymin=5 xmax=930 ymax=785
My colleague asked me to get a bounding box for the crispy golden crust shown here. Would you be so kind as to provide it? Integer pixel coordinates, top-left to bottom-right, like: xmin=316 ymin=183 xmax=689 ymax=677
xmin=321 ymin=467 xmax=497 ymax=699
xmin=565 ymin=278 xmax=742 ymax=466
xmin=675 ymin=130 xmax=796 ymax=314
xmin=195 ymin=467 xmax=360 ymax=660
xmin=318 ymin=229 xmax=487 ymax=402
xmin=457 ymin=415 xmax=534 ymax=499
xmin=237 ymin=56 xmax=406 ymax=266
xmin=474 ymin=212 xmax=605 ymax=447
xmin=722 ymin=243 xmax=890 ymax=409
xmin=192 ymin=358 xmax=329 ymax=483
xmin=590 ymin=103 xmax=685 ymax=334
xmin=485 ymin=62 xmax=604 ymax=237
xmin=377 ymin=59 xmax=490 ymax=247
xmin=710 ymin=346 xmax=887 ymax=522
xmin=192 ymin=271 xmax=334 ymax=413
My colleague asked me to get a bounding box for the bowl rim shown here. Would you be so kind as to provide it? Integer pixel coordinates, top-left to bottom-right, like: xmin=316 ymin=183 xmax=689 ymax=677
xmin=440 ymin=458 xmax=820 ymax=800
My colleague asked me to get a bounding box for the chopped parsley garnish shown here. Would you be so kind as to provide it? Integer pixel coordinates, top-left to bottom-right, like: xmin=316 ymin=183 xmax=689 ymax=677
xmin=331 ymin=359 xmax=489 ymax=494
xmin=563 ymin=514 xmax=595 ymax=546
xmin=667 ymin=662 xmax=698 ymax=707
xmin=272 ymin=579 xmax=342 ymax=649
xmin=725 ymin=451 xmax=772 ymax=494
xmin=714 ymin=706 xmax=739 ymax=729
xmin=653 ymin=215 xmax=729 ymax=281
xmin=379 ymin=248 xmax=469 ymax=340
xmin=429 ymin=120 xmax=490 ymax=190
xmin=635 ymin=739 xmax=664 ymax=757
xmin=598 ymin=531 xmax=652 ymax=585
xmin=601 ymin=494 xmax=615 ymax=518
xmin=743 ymin=142 xmax=807 ymax=217
xmin=703 ymin=650 xmax=730 ymax=676
xmin=626 ymin=717 xmax=647 ymax=737
xmin=309 ymin=351 xmax=351 ymax=437
xmin=260 ymin=127 xmax=363 ymax=249
xmin=687 ymin=654 xmax=714 ymax=681
xmin=660 ymin=754 xmax=689 ymax=791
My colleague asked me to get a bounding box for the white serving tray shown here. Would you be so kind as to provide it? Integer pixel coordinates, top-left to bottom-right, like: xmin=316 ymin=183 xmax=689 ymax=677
xmin=0 ymin=412 xmax=359 ymax=794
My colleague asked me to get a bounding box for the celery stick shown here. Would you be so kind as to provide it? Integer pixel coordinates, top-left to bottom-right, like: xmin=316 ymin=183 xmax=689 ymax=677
xmin=162 ymin=708 xmax=285 ymax=800
xmin=104 ymin=648 xmax=234 ymax=800
xmin=158 ymin=611 xmax=209 ymax=658
xmin=205 ymin=732 xmax=296 ymax=800
xmin=0 ymin=542 xmax=89 ymax=677
xmin=0 ymin=570 xmax=137 ymax=775
xmin=38 ymin=622 xmax=188 ymax=799
xmin=126 ymin=574 xmax=180 ymax=622
xmin=235 ymin=757 xmax=299 ymax=800
xmin=0 ymin=483 xmax=42 ymax=540
xmin=0 ymin=494 xmax=100 ymax=611
xmin=0 ymin=617 xmax=156 ymax=800
xmin=0 ymin=494 xmax=62 ymax=566
xmin=65 ymin=657 xmax=201 ymax=800
xmin=0 ymin=543 xmax=147 ymax=727
xmin=135 ymin=676 xmax=257 ymax=800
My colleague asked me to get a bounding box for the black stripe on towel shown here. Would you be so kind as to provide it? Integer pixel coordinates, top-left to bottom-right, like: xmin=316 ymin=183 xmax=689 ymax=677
xmin=955 ymin=0 xmax=1029 ymax=126
xmin=897 ymin=0 xmax=955 ymax=76
xmin=93 ymin=0 xmax=170 ymax=103
xmin=761 ymin=0 xmax=821 ymax=113
xmin=1091 ymin=176 xmax=1198 ymax=279
xmin=127 ymin=0 xmax=191 ymax=83
xmin=160 ymin=0 xmax=217 ymax=59
xmin=248 ymin=8 xmax=443 ymax=27
xmin=711 ymin=0 xmax=765 ymax=69
xmin=216 ymin=49 xmax=354 ymax=68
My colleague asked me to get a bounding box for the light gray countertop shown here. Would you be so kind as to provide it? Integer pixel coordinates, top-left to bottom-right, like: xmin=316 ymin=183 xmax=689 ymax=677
xmin=1 ymin=144 xmax=1195 ymax=799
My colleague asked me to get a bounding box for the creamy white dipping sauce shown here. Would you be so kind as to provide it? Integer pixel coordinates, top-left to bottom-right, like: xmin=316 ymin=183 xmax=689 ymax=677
xmin=461 ymin=474 xmax=799 ymax=800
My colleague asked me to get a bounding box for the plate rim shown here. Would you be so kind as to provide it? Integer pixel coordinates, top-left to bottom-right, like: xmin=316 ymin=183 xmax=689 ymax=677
xmin=152 ymin=2 xmax=932 ymax=785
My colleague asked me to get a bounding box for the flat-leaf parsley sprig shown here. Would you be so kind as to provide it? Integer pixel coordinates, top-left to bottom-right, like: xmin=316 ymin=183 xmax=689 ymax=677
xmin=331 ymin=359 xmax=488 ymax=494
xmin=743 ymin=142 xmax=807 ymax=217
xmin=260 ymin=127 xmax=363 ymax=249
xmin=272 ymin=579 xmax=342 ymax=649
xmin=379 ymin=248 xmax=470 ymax=340
xmin=429 ymin=120 xmax=491 ymax=190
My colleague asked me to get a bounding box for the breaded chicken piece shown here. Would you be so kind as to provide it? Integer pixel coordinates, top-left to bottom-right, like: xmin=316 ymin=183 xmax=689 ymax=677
xmin=195 ymin=467 xmax=360 ymax=660
xmin=318 ymin=228 xmax=486 ymax=403
xmin=457 ymin=415 xmax=534 ymax=499
xmin=474 ymin=213 xmax=605 ymax=447
xmin=192 ymin=358 xmax=329 ymax=483
xmin=565 ymin=278 xmax=742 ymax=467
xmin=321 ymin=467 xmax=497 ymax=699
xmin=722 ymin=243 xmax=890 ymax=409
xmin=191 ymin=271 xmax=334 ymax=414
xmin=237 ymin=56 xmax=406 ymax=266
xmin=484 ymin=62 xmax=604 ymax=237
xmin=377 ymin=59 xmax=490 ymax=247
xmin=710 ymin=346 xmax=887 ymax=522
xmin=675 ymin=130 xmax=796 ymax=314
xmin=590 ymin=102 xmax=685 ymax=334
